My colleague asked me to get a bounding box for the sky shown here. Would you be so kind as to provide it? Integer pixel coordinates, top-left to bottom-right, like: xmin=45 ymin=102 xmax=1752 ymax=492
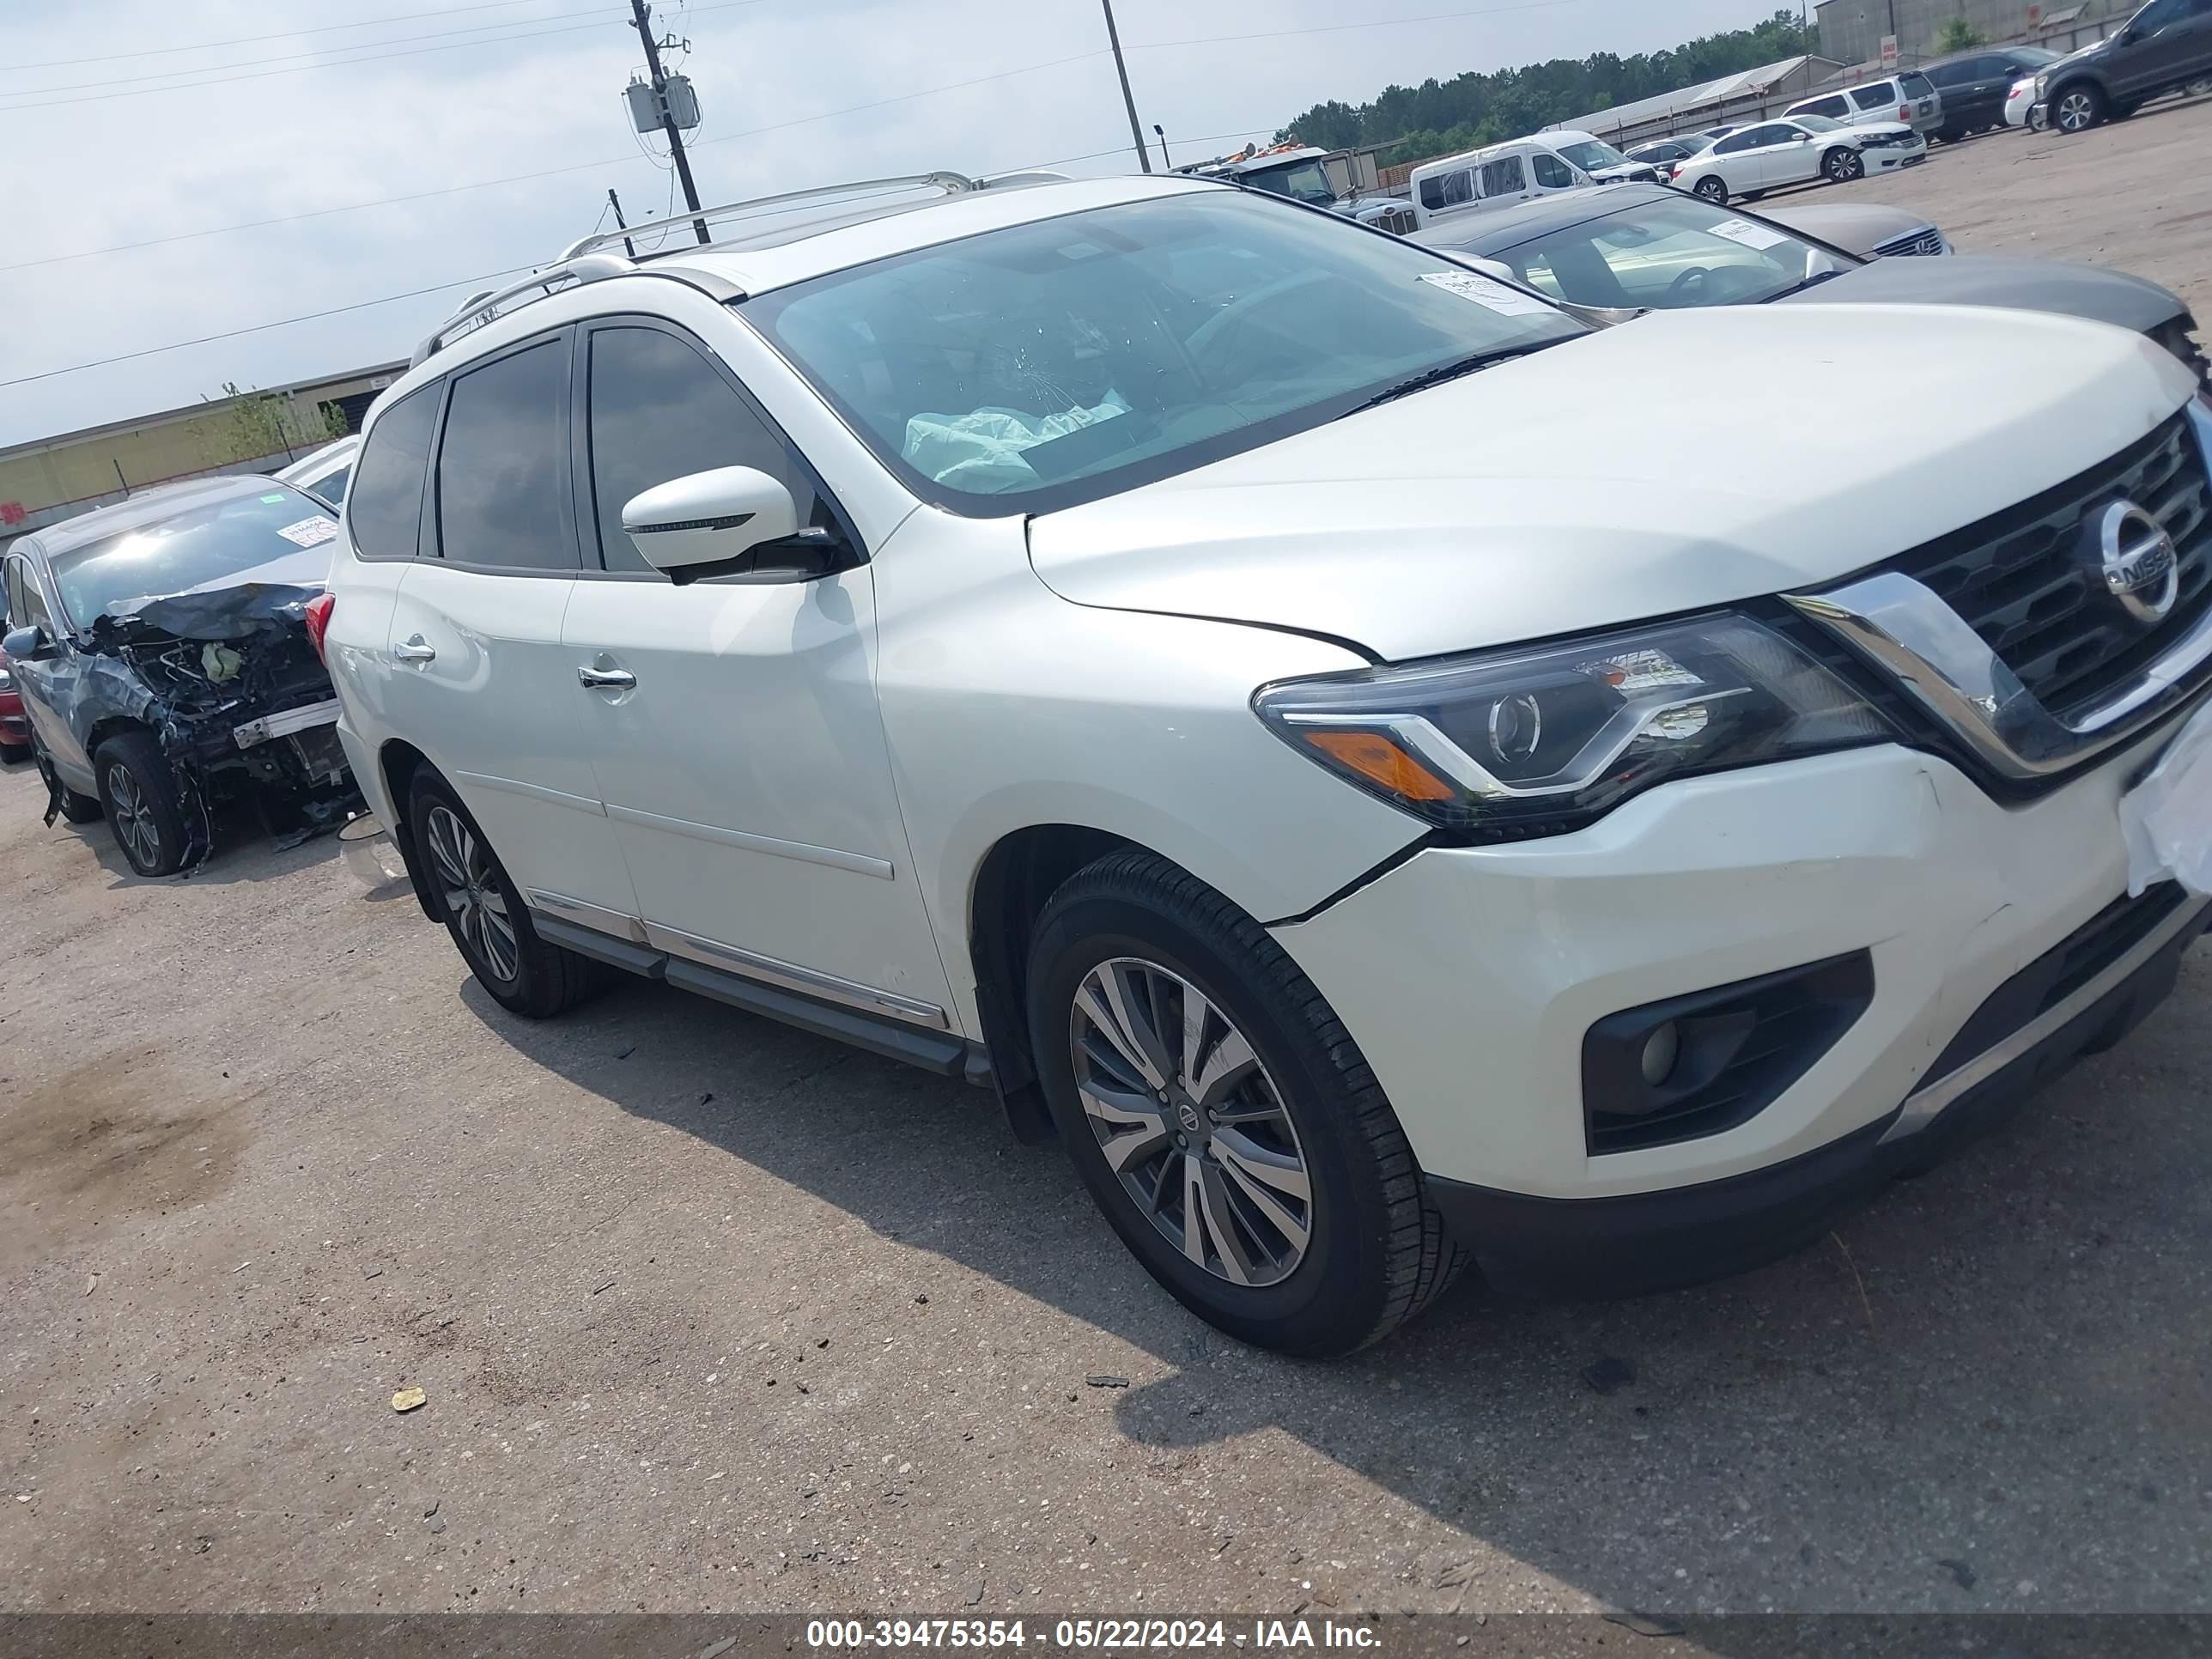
xmin=0 ymin=0 xmax=1775 ymax=447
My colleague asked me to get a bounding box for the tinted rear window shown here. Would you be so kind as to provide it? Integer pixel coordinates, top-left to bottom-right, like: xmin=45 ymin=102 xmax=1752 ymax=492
xmin=434 ymin=339 xmax=577 ymax=570
xmin=1900 ymin=72 xmax=1936 ymax=98
xmin=348 ymin=385 xmax=438 ymax=561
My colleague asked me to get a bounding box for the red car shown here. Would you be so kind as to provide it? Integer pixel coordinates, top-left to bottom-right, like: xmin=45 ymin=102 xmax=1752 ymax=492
xmin=0 ymin=646 xmax=29 ymax=763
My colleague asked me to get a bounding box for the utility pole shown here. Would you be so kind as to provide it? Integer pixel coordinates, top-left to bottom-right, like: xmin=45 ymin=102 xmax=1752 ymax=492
xmin=627 ymin=0 xmax=711 ymax=244
xmin=1100 ymin=1 xmax=1152 ymax=174
xmin=607 ymin=188 xmax=638 ymax=258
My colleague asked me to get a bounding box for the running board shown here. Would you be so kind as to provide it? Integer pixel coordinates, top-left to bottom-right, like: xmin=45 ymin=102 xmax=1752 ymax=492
xmin=532 ymin=911 xmax=984 ymax=1082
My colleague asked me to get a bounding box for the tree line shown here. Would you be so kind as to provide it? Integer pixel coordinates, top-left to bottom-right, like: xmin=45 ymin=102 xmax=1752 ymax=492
xmin=1275 ymin=8 xmax=1822 ymax=165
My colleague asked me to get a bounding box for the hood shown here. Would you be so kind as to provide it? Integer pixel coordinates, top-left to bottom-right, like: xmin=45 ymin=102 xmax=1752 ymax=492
xmin=1841 ymin=120 xmax=1916 ymax=138
xmin=1778 ymin=252 xmax=2190 ymax=336
xmin=1590 ymin=163 xmax=1655 ymax=182
xmin=98 ymin=580 xmax=323 ymax=644
xmin=1759 ymin=200 xmax=1935 ymax=257
xmin=1027 ymin=304 xmax=2197 ymax=662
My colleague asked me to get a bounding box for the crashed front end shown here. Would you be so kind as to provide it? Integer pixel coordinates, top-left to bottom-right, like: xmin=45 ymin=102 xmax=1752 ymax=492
xmin=62 ymin=583 xmax=361 ymax=868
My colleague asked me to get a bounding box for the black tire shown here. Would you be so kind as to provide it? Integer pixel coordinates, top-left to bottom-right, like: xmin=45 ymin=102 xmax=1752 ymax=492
xmin=407 ymin=772 xmax=595 ymax=1018
xmin=94 ymin=732 xmax=187 ymax=877
xmin=1692 ymin=174 xmax=1729 ymax=204
xmin=2051 ymin=81 xmax=2105 ymax=133
xmin=1937 ymin=125 xmax=1964 ymax=144
xmin=0 ymin=738 xmax=32 ymax=764
xmin=1823 ymin=146 xmax=1864 ymax=183
xmin=1026 ymin=851 xmax=1467 ymax=1357
xmin=32 ymin=737 xmax=102 ymax=823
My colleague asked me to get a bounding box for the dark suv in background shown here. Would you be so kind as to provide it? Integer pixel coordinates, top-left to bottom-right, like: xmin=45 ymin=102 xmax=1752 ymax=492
xmin=2034 ymin=0 xmax=2212 ymax=133
xmin=1925 ymin=46 xmax=2060 ymax=138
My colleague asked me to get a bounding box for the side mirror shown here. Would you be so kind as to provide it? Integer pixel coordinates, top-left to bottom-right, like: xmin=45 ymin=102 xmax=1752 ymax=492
xmin=2 ymin=623 xmax=53 ymax=661
xmin=1442 ymin=252 xmax=1520 ymax=284
xmin=623 ymin=466 xmax=800 ymax=584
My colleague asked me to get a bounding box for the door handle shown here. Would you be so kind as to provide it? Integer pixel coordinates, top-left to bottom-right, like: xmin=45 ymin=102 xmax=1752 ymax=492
xmin=577 ymin=664 xmax=636 ymax=690
xmin=394 ymin=635 xmax=436 ymax=664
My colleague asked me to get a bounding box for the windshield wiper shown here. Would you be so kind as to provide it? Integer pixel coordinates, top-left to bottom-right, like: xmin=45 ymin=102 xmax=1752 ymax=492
xmin=1342 ymin=341 xmax=1564 ymax=415
xmin=1765 ymin=268 xmax=1851 ymax=302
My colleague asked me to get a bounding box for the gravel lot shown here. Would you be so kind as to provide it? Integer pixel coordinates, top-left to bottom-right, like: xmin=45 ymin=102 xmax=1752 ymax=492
xmin=6 ymin=100 xmax=2212 ymax=1621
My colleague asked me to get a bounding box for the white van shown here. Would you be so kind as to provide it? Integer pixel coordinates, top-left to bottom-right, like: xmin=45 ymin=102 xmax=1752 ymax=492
xmin=1409 ymin=130 xmax=1660 ymax=228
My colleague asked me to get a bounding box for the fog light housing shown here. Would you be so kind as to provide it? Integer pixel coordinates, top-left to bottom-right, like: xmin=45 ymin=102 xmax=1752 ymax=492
xmin=1582 ymin=952 xmax=1875 ymax=1155
xmin=1639 ymin=1021 xmax=1681 ymax=1088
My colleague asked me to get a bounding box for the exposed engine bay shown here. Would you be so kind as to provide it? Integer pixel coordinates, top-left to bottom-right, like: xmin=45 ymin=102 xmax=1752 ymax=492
xmin=43 ymin=583 xmax=360 ymax=870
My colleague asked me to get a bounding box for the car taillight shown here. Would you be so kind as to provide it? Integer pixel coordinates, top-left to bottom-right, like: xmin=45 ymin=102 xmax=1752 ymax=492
xmin=305 ymin=591 xmax=335 ymax=665
xmin=1899 ymin=106 xmax=1911 ymax=121
xmin=1668 ymin=163 xmax=1681 ymax=179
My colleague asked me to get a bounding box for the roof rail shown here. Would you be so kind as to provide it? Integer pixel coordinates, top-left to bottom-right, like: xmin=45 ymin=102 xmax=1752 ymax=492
xmin=560 ymin=171 xmax=983 ymax=261
xmin=409 ymin=169 xmax=1076 ymax=369
xmin=410 ymin=252 xmax=634 ymax=366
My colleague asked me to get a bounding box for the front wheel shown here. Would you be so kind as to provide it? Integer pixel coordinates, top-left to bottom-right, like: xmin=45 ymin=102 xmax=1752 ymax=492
xmin=408 ymin=774 xmax=597 ymax=1018
xmin=94 ymin=731 xmax=187 ymax=877
xmin=2052 ymin=82 xmax=2104 ymax=132
xmin=1027 ymin=852 xmax=1466 ymax=1356
xmin=1824 ymin=146 xmax=1865 ymax=183
xmin=1692 ymin=174 xmax=1729 ymax=204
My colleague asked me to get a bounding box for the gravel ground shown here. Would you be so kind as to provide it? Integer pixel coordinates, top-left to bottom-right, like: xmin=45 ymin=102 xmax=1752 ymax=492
xmin=6 ymin=100 xmax=2212 ymax=1620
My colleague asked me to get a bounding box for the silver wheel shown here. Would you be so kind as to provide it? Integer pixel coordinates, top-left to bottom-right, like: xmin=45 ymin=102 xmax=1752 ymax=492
xmin=1826 ymin=148 xmax=1863 ymax=182
xmin=106 ymin=762 xmax=160 ymax=870
xmin=425 ymin=804 xmax=520 ymax=983
xmin=1069 ymin=957 xmax=1313 ymax=1288
xmin=2056 ymin=88 xmax=2099 ymax=132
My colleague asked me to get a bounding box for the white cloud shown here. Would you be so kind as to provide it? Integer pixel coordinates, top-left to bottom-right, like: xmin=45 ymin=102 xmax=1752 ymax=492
xmin=0 ymin=0 xmax=1774 ymax=445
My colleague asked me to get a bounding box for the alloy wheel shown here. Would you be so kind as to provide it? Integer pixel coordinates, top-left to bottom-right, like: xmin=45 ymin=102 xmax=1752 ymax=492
xmin=1068 ymin=957 xmax=1313 ymax=1288
xmin=106 ymin=763 xmax=160 ymax=870
xmin=1828 ymin=150 xmax=1863 ymax=181
xmin=2057 ymin=91 xmax=2096 ymax=132
xmin=425 ymin=804 xmax=520 ymax=982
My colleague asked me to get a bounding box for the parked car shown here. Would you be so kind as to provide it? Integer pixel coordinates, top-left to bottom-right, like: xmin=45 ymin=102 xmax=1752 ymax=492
xmin=1758 ymin=200 xmax=1949 ymax=259
xmin=2007 ymin=72 xmax=2042 ymax=128
xmin=1623 ymin=135 xmax=1713 ymax=171
xmin=325 ymin=171 xmax=2211 ymax=1356
xmin=1925 ymin=46 xmax=2062 ymax=138
xmin=1411 ymin=129 xmax=1659 ymax=228
xmin=1671 ymin=115 xmax=1925 ymax=204
xmin=275 ymin=433 xmax=363 ymax=507
xmin=0 ymin=647 xmax=28 ymax=763
xmin=1417 ymin=184 xmax=2204 ymax=375
xmin=2033 ymin=0 xmax=2212 ymax=132
xmin=2 ymin=477 xmax=359 ymax=876
xmin=1786 ymin=70 xmax=1945 ymax=137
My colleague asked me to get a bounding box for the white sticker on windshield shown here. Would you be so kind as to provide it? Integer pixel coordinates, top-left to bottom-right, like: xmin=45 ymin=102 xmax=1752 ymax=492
xmin=1706 ymin=216 xmax=1792 ymax=252
xmin=276 ymin=515 xmax=339 ymax=548
xmin=1418 ymin=270 xmax=1555 ymax=316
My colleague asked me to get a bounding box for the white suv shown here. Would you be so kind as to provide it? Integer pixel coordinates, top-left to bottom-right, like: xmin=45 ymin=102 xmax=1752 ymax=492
xmin=321 ymin=171 xmax=2212 ymax=1355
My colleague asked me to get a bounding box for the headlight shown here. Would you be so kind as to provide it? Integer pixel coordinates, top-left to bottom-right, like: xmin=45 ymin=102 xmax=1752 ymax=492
xmin=2034 ymin=72 xmax=2050 ymax=97
xmin=0 ymin=665 xmax=13 ymax=688
xmin=1253 ymin=613 xmax=1892 ymax=839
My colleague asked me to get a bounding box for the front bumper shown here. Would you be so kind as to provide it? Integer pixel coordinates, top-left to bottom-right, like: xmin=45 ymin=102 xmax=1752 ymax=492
xmin=1271 ymin=727 xmax=2207 ymax=1255
xmin=1866 ymin=147 xmax=1927 ymax=172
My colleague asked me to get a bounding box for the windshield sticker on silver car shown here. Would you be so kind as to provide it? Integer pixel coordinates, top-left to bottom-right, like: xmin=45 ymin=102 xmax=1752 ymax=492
xmin=1708 ymin=217 xmax=1792 ymax=252
xmin=276 ymin=515 xmax=339 ymax=548
xmin=1417 ymin=270 xmax=1555 ymax=316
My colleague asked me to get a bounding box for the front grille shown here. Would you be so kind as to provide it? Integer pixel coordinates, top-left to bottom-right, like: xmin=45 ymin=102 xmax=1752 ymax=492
xmin=1873 ymin=227 xmax=1945 ymax=257
xmin=1886 ymin=411 xmax=2212 ymax=720
xmin=1923 ymin=886 xmax=2196 ymax=1084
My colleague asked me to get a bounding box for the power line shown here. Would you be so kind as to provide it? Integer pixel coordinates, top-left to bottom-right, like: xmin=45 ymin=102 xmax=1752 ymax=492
xmin=9 ymin=0 xmax=599 ymax=71
xmin=1 ymin=5 xmax=617 ymax=99
xmin=2 ymin=48 xmax=1121 ymax=272
xmin=0 ymin=0 xmax=764 ymax=112
xmin=0 ymin=267 xmax=537 ymax=391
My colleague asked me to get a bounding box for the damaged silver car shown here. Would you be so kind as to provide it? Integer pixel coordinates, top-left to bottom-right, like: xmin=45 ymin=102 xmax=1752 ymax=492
xmin=1 ymin=477 xmax=360 ymax=877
